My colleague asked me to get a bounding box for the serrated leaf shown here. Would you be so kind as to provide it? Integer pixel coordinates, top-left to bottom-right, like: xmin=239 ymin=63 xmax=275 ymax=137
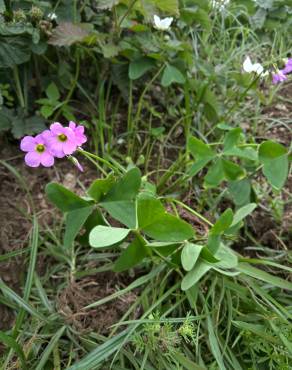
xmin=49 ymin=22 xmax=90 ymax=46
xmin=0 ymin=35 xmax=31 ymax=68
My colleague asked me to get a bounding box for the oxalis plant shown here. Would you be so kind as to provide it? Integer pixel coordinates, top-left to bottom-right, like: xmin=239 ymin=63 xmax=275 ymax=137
xmin=19 ymin=122 xmax=291 ymax=293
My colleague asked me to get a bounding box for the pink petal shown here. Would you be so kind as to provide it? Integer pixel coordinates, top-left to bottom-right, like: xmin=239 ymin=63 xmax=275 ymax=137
xmin=63 ymin=140 xmax=77 ymax=155
xmin=69 ymin=121 xmax=76 ymax=130
xmin=20 ymin=136 xmax=36 ymax=152
xmin=40 ymin=152 xmax=54 ymax=167
xmin=50 ymin=122 xmax=63 ymax=135
xmin=24 ymin=152 xmax=41 ymax=167
xmin=35 ymin=134 xmax=45 ymax=144
xmin=64 ymin=127 xmax=76 ymax=141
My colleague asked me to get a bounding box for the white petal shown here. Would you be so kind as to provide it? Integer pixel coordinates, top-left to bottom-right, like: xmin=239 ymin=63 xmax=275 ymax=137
xmin=153 ymin=15 xmax=161 ymax=28
xmin=253 ymin=63 xmax=264 ymax=75
xmin=243 ymin=56 xmax=253 ymax=73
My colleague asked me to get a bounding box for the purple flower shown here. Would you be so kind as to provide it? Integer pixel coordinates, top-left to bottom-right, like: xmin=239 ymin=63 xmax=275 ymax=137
xmin=282 ymin=58 xmax=292 ymax=75
xmin=69 ymin=121 xmax=87 ymax=147
xmin=46 ymin=122 xmax=78 ymax=158
xmin=20 ymin=134 xmax=54 ymax=168
xmin=272 ymin=70 xmax=287 ymax=84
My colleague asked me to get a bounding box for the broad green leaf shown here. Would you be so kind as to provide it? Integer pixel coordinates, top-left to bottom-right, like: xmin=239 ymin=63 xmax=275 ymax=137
xmin=11 ymin=115 xmax=46 ymax=139
xmin=89 ymin=226 xmax=130 ymax=248
xmin=46 ymin=183 xmax=90 ymax=212
xmin=262 ymin=155 xmax=289 ymax=190
xmin=207 ymin=234 xmax=221 ymax=254
xmin=211 ymin=208 xmax=233 ymax=235
xmin=137 ymin=197 xmax=165 ymax=229
xmin=181 ymin=8 xmax=211 ymax=31
xmin=222 ymin=159 xmax=246 ymax=181
xmin=0 ymin=35 xmax=31 ymax=68
xmin=200 ymin=246 xmax=220 ymax=263
xmin=49 ymin=22 xmax=90 ymax=46
xmin=46 ymin=82 xmax=60 ymax=102
xmin=87 ymin=177 xmax=115 ymax=202
xmin=143 ymin=213 xmax=195 ymax=242
xmin=224 ymin=147 xmax=258 ymax=161
xmin=204 ymin=159 xmax=225 ymax=188
xmin=101 ymin=167 xmax=141 ymax=203
xmin=187 ymin=158 xmax=212 ymax=177
xmin=259 ymin=140 xmax=287 ymax=160
xmin=223 ymin=128 xmax=243 ymax=152
xmin=102 ymin=200 xmax=137 ymax=229
xmin=40 ymin=105 xmax=54 ymax=118
xmin=129 ymin=58 xmax=155 ymax=80
xmin=231 ymin=203 xmax=257 ymax=227
xmin=181 ymin=260 xmax=211 ymax=291
xmin=150 ymin=0 xmax=179 ymax=14
xmin=188 ymin=136 xmax=215 ymax=160
xmin=114 ymin=236 xmax=149 ymax=272
xmin=161 ymin=64 xmax=186 ymax=87
xmin=181 ymin=243 xmax=203 ymax=271
xmin=228 ymin=179 xmax=251 ymax=206
xmin=214 ymin=244 xmax=238 ymax=269
xmin=64 ymin=206 xmax=93 ymax=248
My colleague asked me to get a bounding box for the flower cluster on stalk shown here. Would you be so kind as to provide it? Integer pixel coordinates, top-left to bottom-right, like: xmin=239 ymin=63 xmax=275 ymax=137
xmin=20 ymin=122 xmax=87 ymax=170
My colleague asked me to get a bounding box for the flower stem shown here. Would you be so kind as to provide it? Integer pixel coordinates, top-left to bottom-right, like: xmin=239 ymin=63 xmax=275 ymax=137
xmin=78 ymin=149 xmax=121 ymax=174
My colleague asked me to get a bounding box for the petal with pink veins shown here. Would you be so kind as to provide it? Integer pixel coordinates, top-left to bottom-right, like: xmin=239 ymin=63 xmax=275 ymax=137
xmin=25 ymin=152 xmax=41 ymax=167
xmin=40 ymin=152 xmax=54 ymax=167
xmin=20 ymin=136 xmax=36 ymax=152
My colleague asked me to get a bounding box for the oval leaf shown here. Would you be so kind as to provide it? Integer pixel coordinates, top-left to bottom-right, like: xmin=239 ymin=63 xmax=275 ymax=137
xmin=89 ymin=226 xmax=130 ymax=248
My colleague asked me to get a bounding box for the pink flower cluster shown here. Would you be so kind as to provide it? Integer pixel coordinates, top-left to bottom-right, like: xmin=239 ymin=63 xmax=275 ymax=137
xmin=20 ymin=122 xmax=87 ymax=169
xmin=272 ymin=58 xmax=292 ymax=84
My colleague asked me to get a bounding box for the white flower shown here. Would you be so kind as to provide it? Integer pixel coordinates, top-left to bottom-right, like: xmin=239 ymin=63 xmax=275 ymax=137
xmin=243 ymin=56 xmax=265 ymax=75
xmin=153 ymin=15 xmax=173 ymax=31
xmin=48 ymin=12 xmax=57 ymax=20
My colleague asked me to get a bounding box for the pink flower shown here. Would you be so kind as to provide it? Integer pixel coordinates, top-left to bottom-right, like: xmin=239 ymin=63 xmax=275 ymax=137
xmin=282 ymin=58 xmax=292 ymax=75
xmin=20 ymin=133 xmax=54 ymax=168
xmin=46 ymin=122 xmax=78 ymax=158
xmin=69 ymin=121 xmax=87 ymax=147
xmin=272 ymin=70 xmax=287 ymax=84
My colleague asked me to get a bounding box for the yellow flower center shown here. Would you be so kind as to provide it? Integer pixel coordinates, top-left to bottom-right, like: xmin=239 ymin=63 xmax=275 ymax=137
xmin=35 ymin=144 xmax=45 ymax=153
xmin=58 ymin=133 xmax=67 ymax=142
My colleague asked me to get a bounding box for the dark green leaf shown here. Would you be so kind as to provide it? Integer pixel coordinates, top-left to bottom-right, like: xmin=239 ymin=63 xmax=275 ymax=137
xmin=222 ymin=159 xmax=246 ymax=181
xmin=211 ymin=208 xmax=233 ymax=235
xmin=161 ymin=64 xmax=186 ymax=87
xmin=64 ymin=206 xmax=93 ymax=248
xmin=46 ymin=183 xmax=90 ymax=212
xmin=114 ymin=236 xmax=149 ymax=272
xmin=129 ymin=58 xmax=155 ymax=80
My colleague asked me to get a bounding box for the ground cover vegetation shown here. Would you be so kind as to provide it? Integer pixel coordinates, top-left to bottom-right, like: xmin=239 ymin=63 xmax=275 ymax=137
xmin=0 ymin=0 xmax=292 ymax=369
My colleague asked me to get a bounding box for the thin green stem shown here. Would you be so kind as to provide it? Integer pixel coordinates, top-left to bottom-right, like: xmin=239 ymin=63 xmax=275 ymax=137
xmin=13 ymin=66 xmax=25 ymax=109
xmin=171 ymin=199 xmax=213 ymax=227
